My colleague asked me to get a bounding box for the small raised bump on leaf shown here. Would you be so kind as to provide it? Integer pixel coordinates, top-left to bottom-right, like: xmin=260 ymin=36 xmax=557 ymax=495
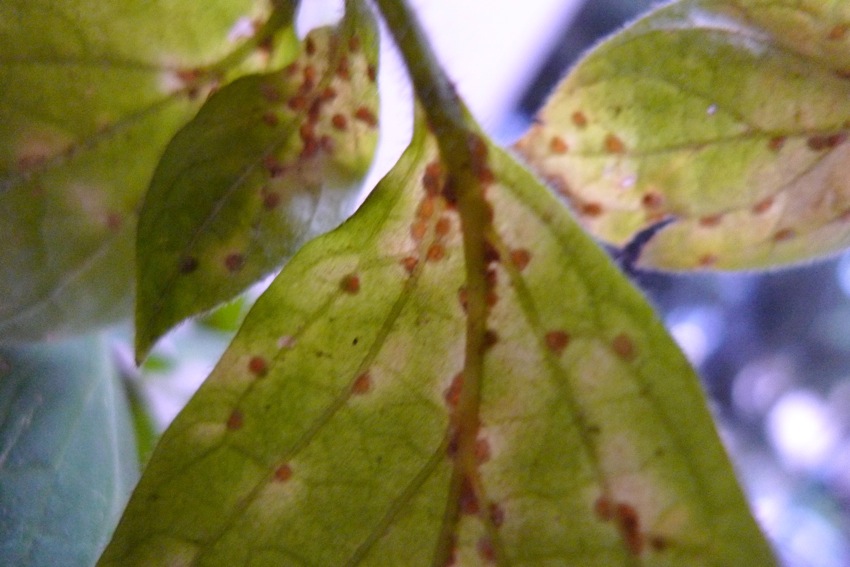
xmin=649 ymin=535 xmax=668 ymax=552
xmin=616 ymin=503 xmax=643 ymax=556
xmin=545 ymin=330 xmax=570 ymax=355
xmin=581 ymin=202 xmax=604 ymax=217
xmin=305 ymin=36 xmax=316 ymax=56
xmin=828 ymin=23 xmax=849 ymax=40
xmin=457 ymin=477 xmax=479 ymax=516
xmin=444 ymin=373 xmax=463 ymax=408
xmin=549 ymin=136 xmax=569 ymax=154
xmin=411 ymin=220 xmax=427 ymax=241
xmin=417 ymin=197 xmax=435 ymax=220
xmin=477 ymin=538 xmax=496 ymax=563
xmin=226 ymin=409 xmax=244 ymax=431
xmin=224 ymin=253 xmax=245 ymax=273
xmin=336 ymin=57 xmax=351 ymax=80
xmin=367 ymin=64 xmax=377 ymax=83
xmin=401 ymin=256 xmax=418 ymax=275
xmin=426 ymin=243 xmax=446 ymax=262
xmin=442 ymin=176 xmax=458 ymax=208
xmin=510 ymin=248 xmax=532 ymax=271
xmin=768 ymin=136 xmax=785 ymax=152
xmin=320 ymin=86 xmax=337 ymax=101
xmin=348 ymin=35 xmax=361 ymax=52
xmin=340 ymin=273 xmax=360 ymax=294
xmin=698 ymin=254 xmax=718 ymax=268
xmin=698 ymin=214 xmax=723 ymax=228
xmin=331 ymin=114 xmax=348 ymax=131
xmin=807 ymin=133 xmax=847 ymax=151
xmin=483 ymin=330 xmax=499 ymax=351
xmin=354 ymin=107 xmax=377 ymax=127
xmin=641 ymin=192 xmax=663 ymax=210
xmin=604 ymin=134 xmax=626 ymax=154
xmin=594 ymin=495 xmax=614 ymax=521
xmin=483 ymin=240 xmax=500 ymax=264
xmin=263 ymin=155 xmax=285 ymax=177
xmin=612 ymin=333 xmax=637 ymax=362
xmin=752 ymin=197 xmax=774 ymax=215
xmin=274 ymin=464 xmax=293 ymax=483
xmin=773 ymin=228 xmax=795 ymax=242
xmin=248 ymin=356 xmax=268 ymax=377
xmin=572 ymin=111 xmax=588 ymax=127
xmin=262 ymin=191 xmax=281 ymax=210
xmin=287 ymin=94 xmax=307 ymax=112
xmin=179 ymin=256 xmax=199 ymax=274
xmin=435 ymin=216 xmax=452 ymax=237
xmin=262 ymin=112 xmax=279 ymax=127
xmin=352 ymin=372 xmax=371 ymax=395
xmin=422 ymin=161 xmax=442 ymax=195
xmin=302 ymin=65 xmax=317 ymax=90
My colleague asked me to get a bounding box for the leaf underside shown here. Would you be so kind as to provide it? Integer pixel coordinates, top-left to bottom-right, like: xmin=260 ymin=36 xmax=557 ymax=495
xmin=0 ymin=0 xmax=271 ymax=341
xmin=516 ymin=0 xmax=850 ymax=271
xmin=101 ymin=120 xmax=774 ymax=565
xmin=0 ymin=335 xmax=139 ymax=567
xmin=135 ymin=3 xmax=380 ymax=359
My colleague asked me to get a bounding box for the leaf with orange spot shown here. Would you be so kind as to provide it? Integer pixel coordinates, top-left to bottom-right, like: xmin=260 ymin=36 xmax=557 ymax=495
xmin=0 ymin=0 xmax=287 ymax=341
xmin=134 ymin=3 xmax=380 ymax=360
xmin=516 ymin=0 xmax=850 ymax=270
xmin=100 ymin=119 xmax=773 ymax=565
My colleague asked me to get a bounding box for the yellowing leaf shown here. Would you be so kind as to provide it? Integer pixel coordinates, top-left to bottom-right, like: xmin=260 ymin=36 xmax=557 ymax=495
xmin=0 ymin=0 xmax=285 ymax=341
xmin=100 ymin=121 xmax=774 ymax=565
xmin=135 ymin=4 xmax=380 ymax=359
xmin=516 ymin=0 xmax=850 ymax=270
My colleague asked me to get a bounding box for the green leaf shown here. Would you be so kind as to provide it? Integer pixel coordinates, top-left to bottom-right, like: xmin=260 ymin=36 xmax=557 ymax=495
xmin=0 ymin=335 xmax=139 ymax=567
xmin=515 ymin=0 xmax=850 ymax=270
xmin=135 ymin=3 xmax=380 ymax=360
xmin=100 ymin=121 xmax=773 ymax=565
xmin=0 ymin=0 xmax=282 ymax=341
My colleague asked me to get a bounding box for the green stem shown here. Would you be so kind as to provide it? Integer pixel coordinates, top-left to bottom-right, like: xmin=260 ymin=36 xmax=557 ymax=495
xmin=372 ymin=0 xmax=504 ymax=564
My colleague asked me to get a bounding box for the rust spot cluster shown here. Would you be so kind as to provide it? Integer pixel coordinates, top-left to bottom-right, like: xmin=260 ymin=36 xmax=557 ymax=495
xmin=595 ymin=496 xmax=646 ymax=556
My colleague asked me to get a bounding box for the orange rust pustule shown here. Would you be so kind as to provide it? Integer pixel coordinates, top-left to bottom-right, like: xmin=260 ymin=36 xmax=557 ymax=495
xmin=581 ymin=202 xmax=604 ymax=217
xmin=459 ymin=476 xmax=479 ymax=515
xmin=340 ymin=274 xmax=361 ymax=294
xmin=224 ymin=253 xmax=245 ymax=273
xmin=262 ymin=191 xmax=281 ymax=210
xmin=476 ymin=538 xmax=497 ymax=564
xmin=572 ymin=111 xmax=588 ymax=127
xmin=274 ymin=463 xmax=293 ymax=482
xmin=768 ymin=136 xmax=786 ymax=152
xmin=550 ymin=136 xmax=569 ymax=154
xmin=773 ymin=227 xmax=796 ymax=242
xmin=752 ymin=196 xmax=774 ymax=214
xmin=615 ymin=503 xmax=644 ymax=556
xmin=489 ymin=502 xmax=505 ymax=527
xmin=545 ymin=330 xmax=570 ymax=355
xmin=807 ymin=132 xmax=847 ymax=151
xmin=612 ymin=333 xmax=637 ymax=361
xmin=422 ymin=161 xmax=443 ymax=196
xmin=604 ymin=134 xmax=626 ymax=154
xmin=352 ymin=372 xmax=371 ymax=395
xmin=510 ymin=248 xmax=532 ymax=271
xmin=248 ymin=356 xmax=268 ymax=377
xmin=226 ymin=409 xmax=244 ymax=431
xmin=443 ymin=373 xmax=464 ymax=408
xmin=698 ymin=214 xmax=723 ymax=227
xmin=401 ymin=256 xmax=418 ymax=275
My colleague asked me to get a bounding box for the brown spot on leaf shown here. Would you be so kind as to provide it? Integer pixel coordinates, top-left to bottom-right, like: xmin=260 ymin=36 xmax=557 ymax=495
xmin=489 ymin=503 xmax=505 ymax=528
xmin=263 ymin=155 xmax=285 ymax=177
xmin=595 ymin=496 xmax=614 ymax=521
xmin=549 ymin=136 xmax=569 ymax=154
xmin=698 ymin=254 xmax=718 ymax=267
xmin=401 ymin=256 xmax=418 ymax=275
xmin=354 ymin=106 xmax=378 ymax=127
xmin=423 ymin=161 xmax=442 ymax=195
xmin=336 ymin=56 xmax=351 ymax=80
xmin=581 ymin=202 xmax=604 ymax=217
xmin=260 ymin=83 xmax=281 ymax=103
xmin=483 ymin=329 xmax=499 ymax=350
xmin=459 ymin=476 xmax=479 ymax=514
xmin=808 ymin=133 xmax=847 ymax=151
xmin=475 ymin=437 xmax=491 ymax=463
xmin=411 ymin=220 xmax=427 ymax=241
xmin=340 ymin=274 xmax=360 ymax=294
xmin=287 ymin=94 xmax=307 ymax=112
xmin=572 ymin=111 xmax=588 ymax=127
xmin=426 ymin=243 xmax=446 ymax=262
xmin=179 ymin=256 xmax=199 ymax=274
xmin=444 ymin=373 xmax=463 ymax=408
xmin=441 ymin=176 xmax=458 ymax=208
xmin=226 ymin=409 xmax=244 ymax=430
xmin=435 ymin=216 xmax=451 ymax=237
xmin=262 ymin=112 xmax=278 ymax=127
xmin=458 ymin=287 xmax=469 ymax=312
xmin=248 ymin=356 xmax=268 ymax=377
xmin=641 ymin=192 xmax=663 ymax=210
xmin=612 ymin=333 xmax=637 ymax=361
xmin=752 ymin=197 xmax=774 ymax=215
xmin=367 ymin=64 xmax=377 ymax=83
xmin=305 ymin=36 xmax=316 ymax=56
xmin=477 ymin=538 xmax=496 ymax=563
xmin=348 ymin=35 xmax=361 ymax=52
xmin=545 ymin=330 xmax=570 ymax=355
xmin=263 ymin=191 xmax=281 ymax=210
xmin=604 ymin=134 xmax=626 ymax=154
xmin=768 ymin=136 xmax=785 ymax=152
xmin=302 ymin=65 xmax=317 ymax=89
xmin=321 ymin=86 xmax=337 ymax=101
xmin=649 ymin=535 xmax=668 ymax=552
xmin=274 ymin=463 xmax=293 ymax=482
xmin=773 ymin=228 xmax=795 ymax=242
xmin=698 ymin=214 xmax=723 ymax=227
xmin=828 ymin=23 xmax=849 ymax=40
xmin=483 ymin=240 xmax=500 ymax=264
xmin=510 ymin=248 xmax=532 ymax=271
xmin=417 ymin=197 xmax=435 ymax=220
xmin=331 ymin=113 xmax=348 ymax=131
xmin=615 ymin=503 xmax=643 ymax=556
xmin=224 ymin=253 xmax=244 ymax=273
xmin=352 ymin=372 xmax=371 ymax=395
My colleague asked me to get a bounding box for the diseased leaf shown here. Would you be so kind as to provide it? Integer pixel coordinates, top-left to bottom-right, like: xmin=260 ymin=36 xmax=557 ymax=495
xmin=0 ymin=0 xmax=285 ymax=341
xmin=0 ymin=335 xmax=139 ymax=567
xmin=516 ymin=0 xmax=850 ymax=270
xmin=100 ymin=120 xmax=773 ymax=565
xmin=135 ymin=3 xmax=380 ymax=359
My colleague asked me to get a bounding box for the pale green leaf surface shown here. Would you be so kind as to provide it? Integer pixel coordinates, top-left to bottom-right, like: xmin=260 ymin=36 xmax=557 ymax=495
xmin=102 ymin=120 xmax=773 ymax=565
xmin=135 ymin=4 xmax=379 ymax=360
xmin=0 ymin=335 xmax=139 ymax=567
xmin=516 ymin=0 xmax=850 ymax=270
xmin=0 ymin=0 xmax=277 ymax=341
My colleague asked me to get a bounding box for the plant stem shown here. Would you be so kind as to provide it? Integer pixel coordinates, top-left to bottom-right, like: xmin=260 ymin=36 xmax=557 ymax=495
xmin=371 ymin=0 xmax=504 ymax=564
